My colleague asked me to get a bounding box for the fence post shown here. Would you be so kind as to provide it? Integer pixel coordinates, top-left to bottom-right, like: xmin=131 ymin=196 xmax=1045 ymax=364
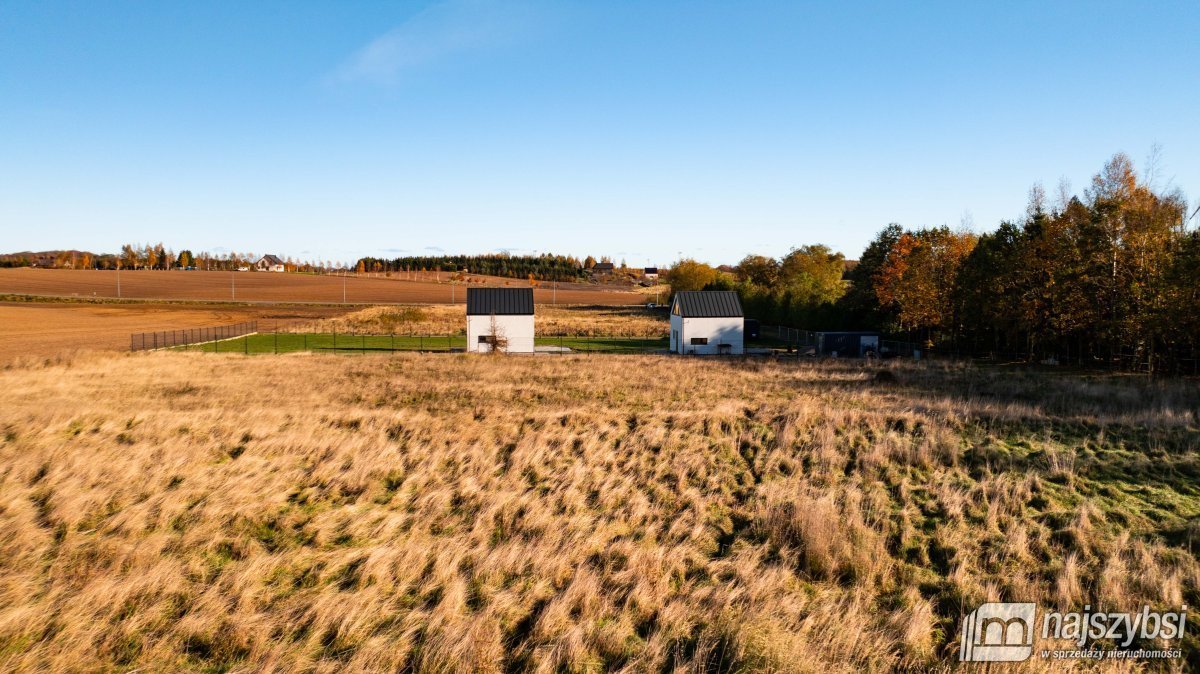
xmin=274 ymin=330 xmax=278 ymax=354
xmin=244 ymin=335 xmax=248 ymax=355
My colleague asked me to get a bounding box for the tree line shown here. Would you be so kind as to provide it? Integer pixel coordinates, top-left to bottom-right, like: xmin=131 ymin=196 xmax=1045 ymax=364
xmin=1 ymin=243 xmax=347 ymax=273
xmin=665 ymin=153 xmax=1197 ymax=373
xmin=354 ymin=253 xmax=593 ymax=281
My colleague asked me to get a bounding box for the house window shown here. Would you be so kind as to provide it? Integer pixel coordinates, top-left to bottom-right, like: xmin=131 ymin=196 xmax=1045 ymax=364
xmin=690 ymin=337 xmax=708 ymax=345
xmin=478 ymin=335 xmax=490 ymax=343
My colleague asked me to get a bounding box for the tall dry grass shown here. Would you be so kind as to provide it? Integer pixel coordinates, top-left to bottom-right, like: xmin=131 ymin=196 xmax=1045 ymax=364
xmin=0 ymin=354 xmax=1197 ymax=672
xmin=283 ymin=304 xmax=668 ymax=338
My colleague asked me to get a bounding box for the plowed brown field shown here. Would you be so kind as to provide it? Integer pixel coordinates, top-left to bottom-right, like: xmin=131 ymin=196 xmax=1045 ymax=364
xmin=0 ymin=269 xmax=642 ymax=305
xmin=0 ymin=302 xmax=351 ymax=363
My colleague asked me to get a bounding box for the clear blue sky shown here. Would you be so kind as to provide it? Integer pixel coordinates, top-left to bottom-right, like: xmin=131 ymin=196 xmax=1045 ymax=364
xmin=2 ymin=1 xmax=1197 ymax=266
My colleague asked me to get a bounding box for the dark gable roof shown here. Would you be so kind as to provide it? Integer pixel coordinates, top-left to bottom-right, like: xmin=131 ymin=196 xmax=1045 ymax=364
xmin=259 ymin=255 xmax=284 ymax=265
xmin=466 ymin=287 xmax=535 ymax=316
xmin=592 ymin=262 xmax=614 ymax=270
xmin=644 ymin=267 xmax=659 ymax=274
xmin=672 ymin=291 xmax=743 ymax=317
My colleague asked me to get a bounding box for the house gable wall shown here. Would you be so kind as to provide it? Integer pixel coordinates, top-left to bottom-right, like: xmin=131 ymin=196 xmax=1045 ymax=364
xmin=466 ymin=315 xmax=535 ymax=353
xmin=674 ymin=316 xmax=743 ymax=355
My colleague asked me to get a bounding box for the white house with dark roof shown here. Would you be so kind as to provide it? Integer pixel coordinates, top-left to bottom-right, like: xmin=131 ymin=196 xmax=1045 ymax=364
xmin=255 ymin=254 xmax=285 ymax=272
xmin=466 ymin=287 xmax=535 ymax=353
xmin=669 ymin=290 xmax=744 ymax=355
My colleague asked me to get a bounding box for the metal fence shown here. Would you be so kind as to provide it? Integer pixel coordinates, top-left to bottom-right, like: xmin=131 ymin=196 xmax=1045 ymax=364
xmin=163 ymin=330 xmax=670 ymax=355
xmin=131 ymin=321 xmax=257 ymax=351
xmin=879 ymin=339 xmax=919 ymax=359
xmin=760 ymin=325 xmax=819 ymax=349
xmin=759 ymin=325 xmax=923 ymax=359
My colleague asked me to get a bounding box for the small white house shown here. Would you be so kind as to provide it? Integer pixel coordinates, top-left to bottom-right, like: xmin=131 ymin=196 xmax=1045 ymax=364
xmin=466 ymin=287 xmax=535 ymax=353
xmin=255 ymin=255 xmax=285 ymax=272
xmin=669 ymin=290 xmax=744 ymax=355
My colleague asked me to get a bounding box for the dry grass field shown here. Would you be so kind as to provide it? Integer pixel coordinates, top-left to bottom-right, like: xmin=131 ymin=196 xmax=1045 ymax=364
xmin=0 ymin=302 xmax=351 ymax=364
xmin=1 ymin=352 xmax=1198 ymax=672
xmin=0 ymin=269 xmax=643 ymax=305
xmin=286 ymin=304 xmax=669 ymax=338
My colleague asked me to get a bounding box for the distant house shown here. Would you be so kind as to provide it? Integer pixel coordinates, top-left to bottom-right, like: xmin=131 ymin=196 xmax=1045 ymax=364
xmin=669 ymin=291 xmax=744 ymax=355
xmin=591 ymin=262 xmax=615 ymax=275
xmin=466 ymin=287 xmax=535 ymax=353
xmin=643 ymin=267 xmax=659 ymax=280
xmin=255 ymin=255 xmax=285 ymax=272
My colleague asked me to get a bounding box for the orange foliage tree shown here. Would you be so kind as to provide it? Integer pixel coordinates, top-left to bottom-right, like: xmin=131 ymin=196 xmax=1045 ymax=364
xmin=874 ymin=227 xmax=977 ymax=339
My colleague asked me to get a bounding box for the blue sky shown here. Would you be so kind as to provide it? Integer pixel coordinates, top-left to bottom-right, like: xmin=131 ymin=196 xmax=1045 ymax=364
xmin=2 ymin=1 xmax=1197 ymax=266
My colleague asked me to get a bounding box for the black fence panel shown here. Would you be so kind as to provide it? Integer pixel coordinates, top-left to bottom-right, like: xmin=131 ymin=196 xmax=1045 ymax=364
xmin=131 ymin=320 xmax=257 ymax=351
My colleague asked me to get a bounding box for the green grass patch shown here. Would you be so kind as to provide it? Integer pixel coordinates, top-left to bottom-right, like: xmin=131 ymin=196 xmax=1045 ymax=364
xmin=174 ymin=333 xmax=668 ymax=354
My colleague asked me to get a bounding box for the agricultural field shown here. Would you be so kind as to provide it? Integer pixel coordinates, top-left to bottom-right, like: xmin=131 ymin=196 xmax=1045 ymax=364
xmin=1 ymin=352 xmax=1197 ymax=672
xmin=0 ymin=269 xmax=645 ymax=306
xmin=0 ymin=301 xmax=350 ymax=364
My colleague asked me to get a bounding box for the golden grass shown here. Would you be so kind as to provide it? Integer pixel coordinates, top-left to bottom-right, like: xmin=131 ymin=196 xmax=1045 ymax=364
xmin=285 ymin=304 xmax=669 ymax=338
xmin=0 ymin=354 xmax=1197 ymax=672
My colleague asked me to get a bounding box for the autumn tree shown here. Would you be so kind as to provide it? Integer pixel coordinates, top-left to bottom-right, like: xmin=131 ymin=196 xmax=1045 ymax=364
xmin=838 ymin=224 xmax=903 ymax=330
xmin=735 ymin=254 xmax=779 ymax=287
xmin=874 ymin=227 xmax=976 ymax=341
xmin=777 ymin=245 xmax=846 ymax=306
xmin=120 ymin=244 xmax=138 ymax=269
xmin=1159 ymin=231 xmax=1200 ymax=372
xmin=953 ymin=221 xmax=1025 ymax=355
xmin=664 ymin=259 xmax=718 ymax=293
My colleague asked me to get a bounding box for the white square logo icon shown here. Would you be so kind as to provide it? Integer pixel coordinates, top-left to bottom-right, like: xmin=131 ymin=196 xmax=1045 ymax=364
xmin=960 ymin=602 xmax=1037 ymax=662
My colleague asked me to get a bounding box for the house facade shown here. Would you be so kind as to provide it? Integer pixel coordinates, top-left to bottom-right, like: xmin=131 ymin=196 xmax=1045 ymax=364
xmin=669 ymin=291 xmax=744 ymax=355
xmin=466 ymin=287 xmax=535 ymax=353
xmin=255 ymin=255 xmax=285 ymax=272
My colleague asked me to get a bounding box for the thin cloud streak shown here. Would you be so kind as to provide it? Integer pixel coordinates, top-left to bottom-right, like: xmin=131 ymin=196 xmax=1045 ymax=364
xmin=330 ymin=0 xmax=540 ymax=86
